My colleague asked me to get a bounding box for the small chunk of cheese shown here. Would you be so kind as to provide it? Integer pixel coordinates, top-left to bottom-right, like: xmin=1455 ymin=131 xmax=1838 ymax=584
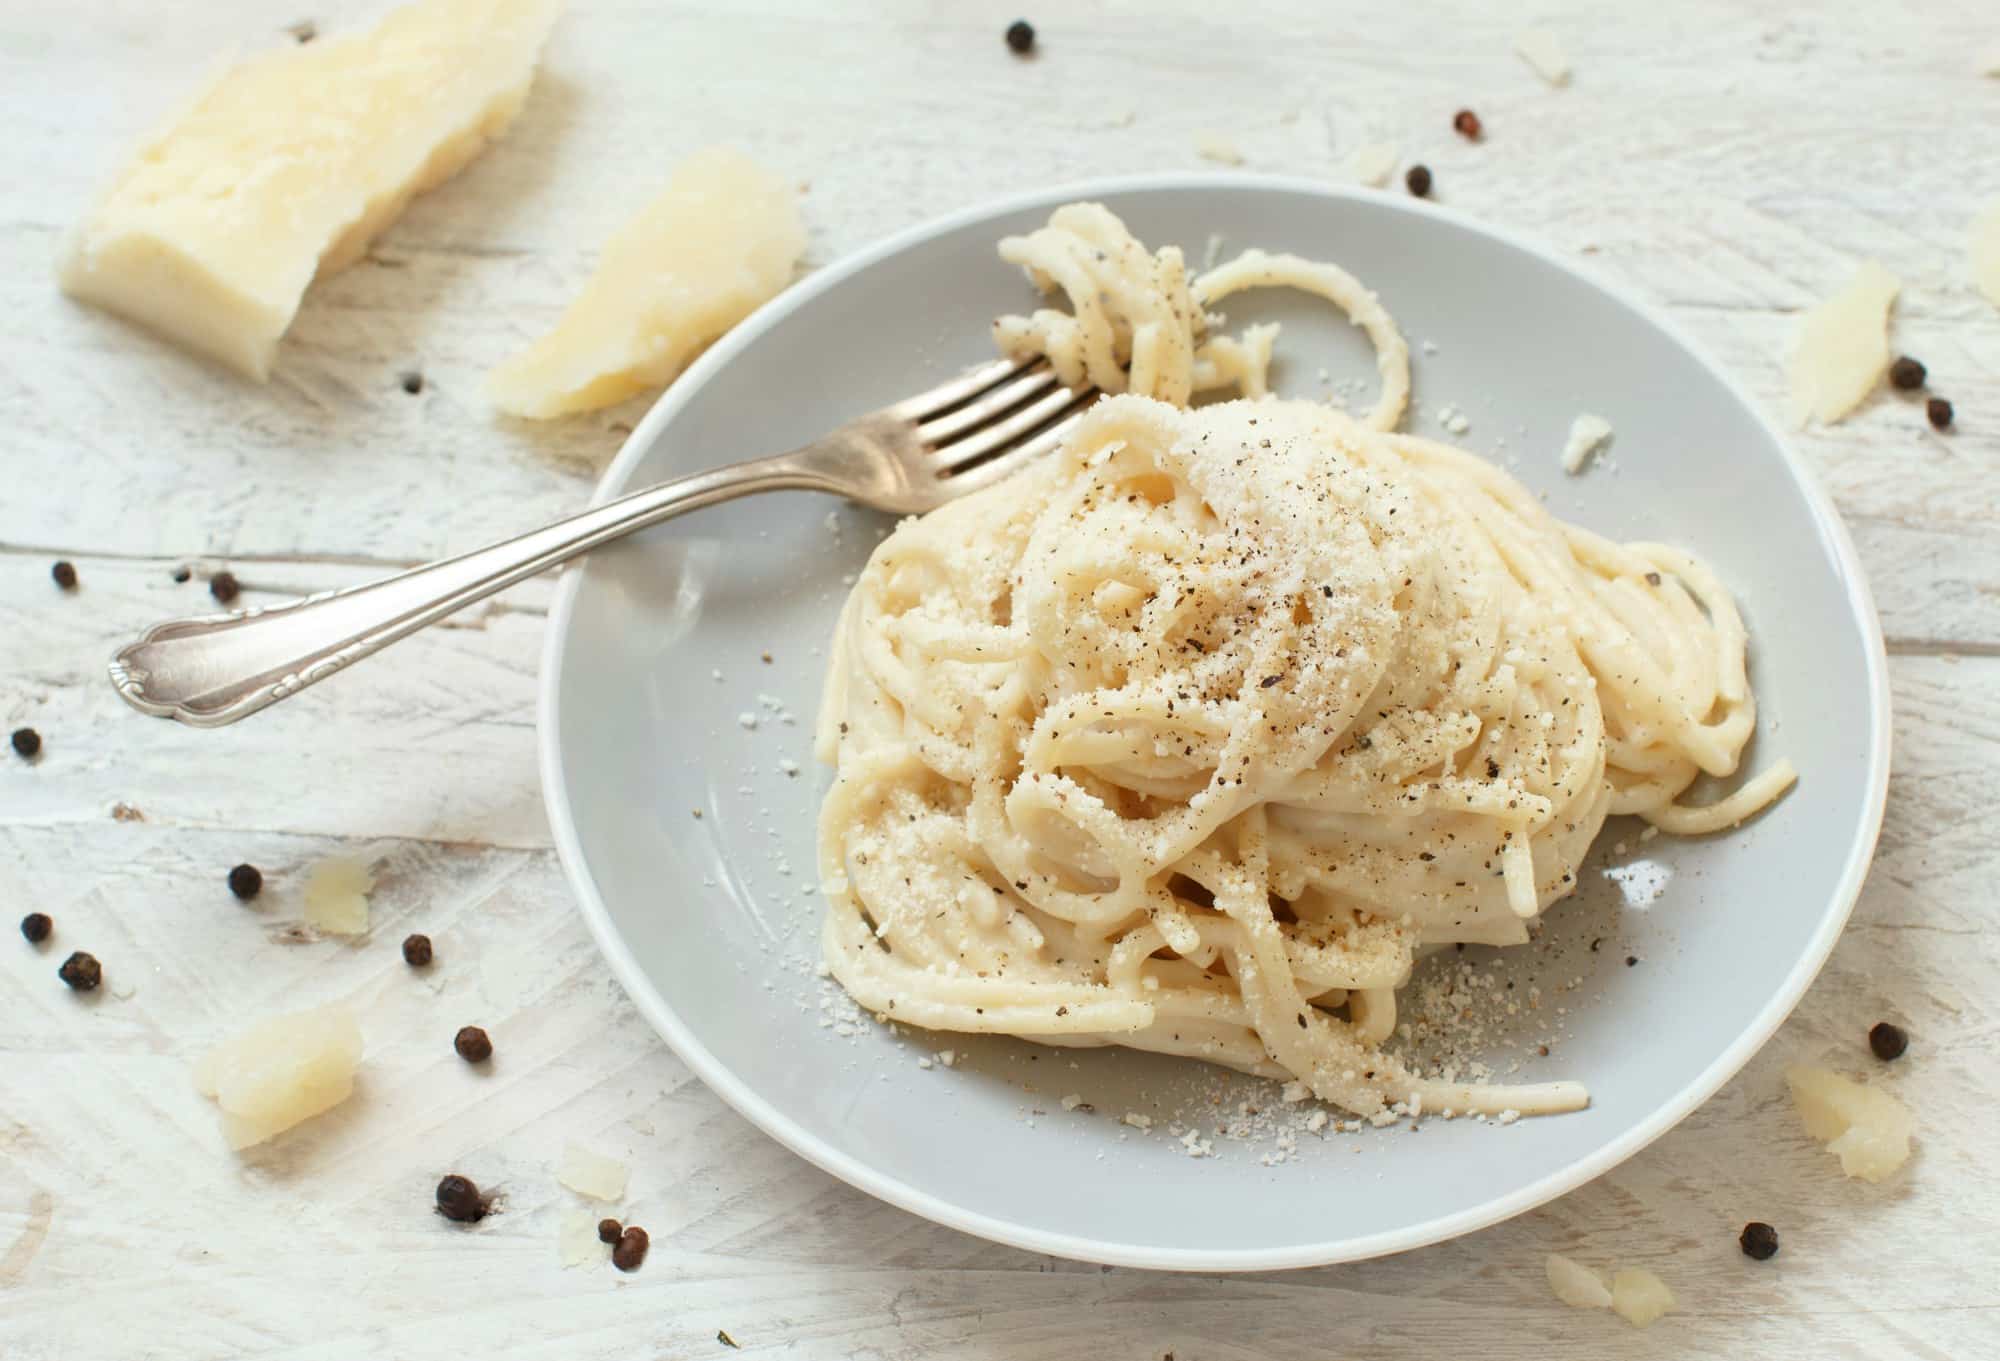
xmin=1194 ymin=131 xmax=1246 ymax=166
xmin=194 ymin=1006 xmax=362 ymax=1149
xmin=58 ymin=0 xmax=563 ymax=379
xmin=303 ymin=857 xmax=375 ymax=935
xmin=1515 ymin=30 xmax=1572 ymax=86
xmin=1561 ymin=412 xmax=1614 ymax=474
xmin=1786 ymin=1064 xmax=1914 ymax=1182
xmin=1972 ymin=200 xmax=2000 ymax=311
xmin=489 ymin=146 xmax=805 ymax=418
xmin=1610 ymin=1268 xmax=1675 ymax=1328
xmin=557 ymin=1142 xmax=629 ymax=1201
xmin=558 ymin=1209 xmax=602 ymax=1267
xmin=1786 ymin=261 xmax=1900 ymax=428
xmin=1545 ymin=1253 xmax=1613 ymax=1309
xmin=1344 ymin=143 xmax=1400 ymax=189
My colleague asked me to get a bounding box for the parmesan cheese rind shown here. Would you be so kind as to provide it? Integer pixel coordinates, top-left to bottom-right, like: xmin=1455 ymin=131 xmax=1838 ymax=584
xmin=58 ymin=0 xmax=563 ymax=379
xmin=1786 ymin=261 xmax=1900 ymax=428
xmin=490 ymin=146 xmax=805 ymax=418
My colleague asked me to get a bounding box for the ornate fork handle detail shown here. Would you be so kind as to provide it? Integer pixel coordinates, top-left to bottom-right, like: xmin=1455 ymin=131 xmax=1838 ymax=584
xmin=111 ymin=451 xmax=833 ymax=727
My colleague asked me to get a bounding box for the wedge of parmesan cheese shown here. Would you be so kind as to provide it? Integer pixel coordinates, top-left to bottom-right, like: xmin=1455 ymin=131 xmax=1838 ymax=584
xmin=1786 ymin=1064 xmax=1914 ymax=1182
xmin=58 ymin=0 xmax=563 ymax=379
xmin=1972 ymin=199 xmax=2000 ymax=310
xmin=489 ymin=146 xmax=805 ymax=418
xmin=1515 ymin=30 xmax=1572 ymax=86
xmin=1786 ymin=261 xmax=1900 ymax=428
xmin=194 ymin=1006 xmax=363 ymax=1149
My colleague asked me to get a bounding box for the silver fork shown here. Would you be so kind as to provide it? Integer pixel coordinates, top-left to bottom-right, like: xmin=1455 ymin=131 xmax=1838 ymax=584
xmin=109 ymin=357 xmax=1096 ymax=727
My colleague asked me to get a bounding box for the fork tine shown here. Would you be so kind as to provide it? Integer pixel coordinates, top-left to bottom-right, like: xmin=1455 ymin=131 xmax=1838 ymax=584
xmin=932 ymin=385 xmax=1095 ymax=471
xmin=935 ymin=412 xmax=1089 ymax=496
xmin=883 ymin=356 xmax=1040 ymax=423
xmin=917 ymin=364 xmax=1065 ymax=445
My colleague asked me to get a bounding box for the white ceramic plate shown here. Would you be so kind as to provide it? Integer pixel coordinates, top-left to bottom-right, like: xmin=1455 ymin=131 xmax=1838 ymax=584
xmin=539 ymin=174 xmax=1890 ymax=1270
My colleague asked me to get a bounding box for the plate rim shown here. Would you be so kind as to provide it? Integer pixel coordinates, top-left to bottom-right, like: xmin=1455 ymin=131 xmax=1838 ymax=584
xmin=536 ymin=170 xmax=1893 ymax=1272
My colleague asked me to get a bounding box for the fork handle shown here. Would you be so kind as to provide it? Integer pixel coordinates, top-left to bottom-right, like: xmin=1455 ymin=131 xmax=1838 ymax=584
xmin=110 ymin=452 xmax=826 ymax=727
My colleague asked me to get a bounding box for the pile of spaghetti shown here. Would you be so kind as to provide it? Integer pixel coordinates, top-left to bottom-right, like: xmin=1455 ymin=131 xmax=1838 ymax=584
xmin=813 ymin=205 xmax=1793 ymax=1120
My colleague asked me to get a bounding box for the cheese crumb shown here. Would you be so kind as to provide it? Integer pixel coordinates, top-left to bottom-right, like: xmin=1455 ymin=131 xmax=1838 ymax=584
xmin=558 ymin=1209 xmax=601 ymax=1267
xmin=1060 ymin=1093 xmax=1085 ymax=1110
xmin=1610 ymin=1268 xmax=1676 ymax=1328
xmin=1786 ymin=261 xmax=1900 ymax=428
xmin=1194 ymin=131 xmax=1245 ymax=166
xmin=302 ymin=857 xmax=374 ymax=935
xmin=1561 ymin=413 xmax=1614 ymax=474
xmin=1786 ymin=1064 xmax=1914 ymax=1182
xmin=57 ymin=0 xmax=562 ymax=379
xmin=193 ymin=1006 xmax=362 ymax=1150
xmin=557 ymin=1142 xmax=629 ymax=1201
xmin=491 ymin=146 xmax=806 ymax=417
xmin=1514 ymin=29 xmax=1572 ymax=86
xmin=1545 ymin=1253 xmax=1614 ymax=1309
xmin=1971 ymin=199 xmax=2000 ymax=311
xmin=1344 ymin=143 xmax=1400 ymax=188
xmin=1121 ymin=1112 xmax=1153 ymax=1130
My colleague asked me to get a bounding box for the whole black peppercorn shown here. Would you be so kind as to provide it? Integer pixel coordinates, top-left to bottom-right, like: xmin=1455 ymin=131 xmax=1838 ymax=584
xmin=1405 ymin=164 xmax=1433 ymax=197
xmin=59 ymin=950 xmax=101 ymax=991
xmin=172 ymin=565 xmax=192 ymax=583
xmin=402 ymin=933 xmax=434 ymax=967
xmin=597 ymin=1217 xmax=623 ymax=1244
xmin=1005 ymin=19 xmax=1035 ymax=54
xmin=1739 ymin=1221 xmax=1779 ymax=1260
xmin=1868 ymin=1021 xmax=1908 ymax=1061
xmin=454 ymin=1025 xmax=493 ymax=1063
xmin=612 ymin=1225 xmax=649 ymax=1271
xmin=52 ymin=560 xmax=78 ymax=590
xmin=435 ymin=1173 xmax=487 ymax=1222
xmin=400 ymin=371 xmax=424 ymax=395
xmin=21 ymin=912 xmax=52 ymax=944
xmin=1926 ymin=397 xmax=1953 ymax=431
xmin=210 ymin=571 xmax=242 ymax=605
xmin=11 ymin=728 xmax=41 ymax=759
xmin=1888 ymin=355 xmax=1926 ymax=390
xmin=1626 ymin=955 xmax=1639 ymax=967
xmin=1452 ymin=109 xmax=1482 ymax=139
xmin=228 ymin=863 xmax=263 ymax=900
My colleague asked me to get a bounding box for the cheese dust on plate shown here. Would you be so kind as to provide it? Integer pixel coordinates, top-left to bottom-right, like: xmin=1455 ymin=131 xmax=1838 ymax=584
xmin=57 ymin=0 xmax=563 ymax=379
xmin=489 ymin=146 xmax=805 ymax=418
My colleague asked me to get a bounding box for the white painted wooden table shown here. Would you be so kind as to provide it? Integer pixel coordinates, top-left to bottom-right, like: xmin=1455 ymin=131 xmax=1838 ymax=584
xmin=4 ymin=3 xmax=1997 ymax=1356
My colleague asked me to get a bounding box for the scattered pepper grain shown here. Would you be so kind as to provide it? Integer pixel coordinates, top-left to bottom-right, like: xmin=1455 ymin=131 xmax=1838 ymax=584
xmin=11 ymin=728 xmax=41 ymax=759
xmin=402 ymin=933 xmax=433 ymax=967
xmin=1452 ymin=109 xmax=1482 ymax=139
xmin=20 ymin=912 xmax=52 ymax=944
xmin=210 ymin=571 xmax=241 ymax=604
xmin=612 ymin=1225 xmax=649 ymax=1271
xmin=52 ymin=560 xmax=78 ymax=590
xmin=597 ymin=1217 xmax=623 ymax=1244
xmin=1926 ymin=397 xmax=1953 ymax=430
xmin=1405 ymin=164 xmax=1433 ymax=197
xmin=1005 ymin=19 xmax=1035 ymax=54
xmin=1739 ymin=1221 xmax=1779 ymax=1260
xmin=454 ymin=1025 xmax=493 ymax=1063
xmin=228 ymin=863 xmax=263 ymax=901
xmin=59 ymin=951 xmax=102 ymax=991
xmin=1888 ymin=355 xmax=1926 ymax=390
xmin=1868 ymin=1021 xmax=1907 ymax=1061
xmin=435 ymin=1174 xmax=487 ymax=1222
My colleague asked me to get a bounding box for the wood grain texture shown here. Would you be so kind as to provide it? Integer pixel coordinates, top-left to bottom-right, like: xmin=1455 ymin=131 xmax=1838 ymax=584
xmin=2 ymin=1 xmax=1997 ymax=1357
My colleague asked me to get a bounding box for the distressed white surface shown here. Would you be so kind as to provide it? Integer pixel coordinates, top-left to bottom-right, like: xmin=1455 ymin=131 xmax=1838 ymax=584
xmin=3 ymin=2 xmax=1998 ymax=1358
